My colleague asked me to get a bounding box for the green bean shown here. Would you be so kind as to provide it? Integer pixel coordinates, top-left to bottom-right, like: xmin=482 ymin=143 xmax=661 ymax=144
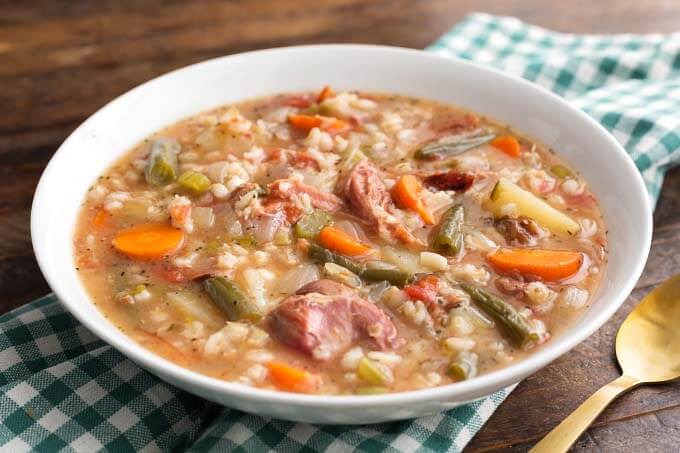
xmin=361 ymin=263 xmax=414 ymax=287
xmin=145 ymin=138 xmax=179 ymax=186
xmin=446 ymin=352 xmax=477 ymax=381
xmin=294 ymin=211 xmax=333 ymax=239
xmin=357 ymin=357 xmax=391 ymax=385
xmin=549 ymin=164 xmax=574 ymax=179
xmin=433 ymin=203 xmax=465 ymax=255
xmin=323 ymin=263 xmax=362 ymax=288
xmin=307 ymin=243 xmax=366 ymax=276
xmin=178 ymin=170 xmax=211 ymax=194
xmin=356 ymin=386 xmax=388 ymax=395
xmin=460 ymin=284 xmax=539 ymax=348
xmin=414 ymin=133 xmax=495 ymax=160
xmin=203 ymin=277 xmax=261 ymax=322
xmin=307 ymin=243 xmax=414 ymax=287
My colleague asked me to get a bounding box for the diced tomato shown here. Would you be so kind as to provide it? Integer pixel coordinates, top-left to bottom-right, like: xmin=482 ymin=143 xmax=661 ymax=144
xmin=265 ymin=148 xmax=284 ymax=162
xmin=403 ymin=275 xmax=440 ymax=304
xmin=282 ymin=95 xmax=312 ymax=108
xmin=348 ymin=115 xmax=363 ymax=127
xmin=283 ymin=204 xmax=304 ymax=223
xmin=261 ymin=199 xmax=301 ymax=225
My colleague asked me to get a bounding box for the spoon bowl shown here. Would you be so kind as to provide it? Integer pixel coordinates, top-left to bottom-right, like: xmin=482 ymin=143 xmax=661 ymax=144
xmin=616 ymin=274 xmax=680 ymax=382
xmin=532 ymin=273 xmax=680 ymax=452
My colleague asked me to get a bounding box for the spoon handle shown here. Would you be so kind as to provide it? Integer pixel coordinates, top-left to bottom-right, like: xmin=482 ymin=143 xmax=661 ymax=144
xmin=530 ymin=374 xmax=640 ymax=453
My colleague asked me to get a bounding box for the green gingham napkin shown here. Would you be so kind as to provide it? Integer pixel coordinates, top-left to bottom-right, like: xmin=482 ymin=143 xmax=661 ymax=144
xmin=3 ymin=13 xmax=679 ymax=452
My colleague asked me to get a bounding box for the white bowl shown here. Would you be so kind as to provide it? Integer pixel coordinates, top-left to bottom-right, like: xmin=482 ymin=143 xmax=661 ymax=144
xmin=31 ymin=45 xmax=652 ymax=424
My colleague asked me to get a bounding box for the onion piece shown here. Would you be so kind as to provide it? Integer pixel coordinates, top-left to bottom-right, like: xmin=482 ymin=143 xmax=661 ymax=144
xmin=252 ymin=210 xmax=287 ymax=244
xmin=334 ymin=220 xmax=369 ymax=242
xmin=193 ymin=207 xmax=215 ymax=229
xmin=274 ymin=264 xmax=320 ymax=297
xmin=323 ymin=262 xmax=362 ymax=288
xmin=381 ymin=246 xmax=425 ymax=274
xmin=165 ymin=291 xmax=217 ymax=326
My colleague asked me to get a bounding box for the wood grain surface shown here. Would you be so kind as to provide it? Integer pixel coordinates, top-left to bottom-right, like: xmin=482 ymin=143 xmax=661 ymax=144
xmin=1 ymin=1 xmax=678 ymax=451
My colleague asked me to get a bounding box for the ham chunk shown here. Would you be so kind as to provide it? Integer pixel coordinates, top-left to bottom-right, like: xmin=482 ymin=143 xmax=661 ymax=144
xmin=267 ymin=281 xmax=401 ymax=361
xmin=344 ymin=161 xmax=418 ymax=244
xmin=423 ymin=171 xmax=474 ymax=192
xmin=429 ymin=112 xmax=480 ymax=137
xmin=169 ymin=195 xmax=193 ymax=233
xmin=494 ymin=216 xmax=543 ymax=246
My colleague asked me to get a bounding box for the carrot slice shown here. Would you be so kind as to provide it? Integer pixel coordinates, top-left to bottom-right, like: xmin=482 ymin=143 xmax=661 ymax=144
xmin=322 ymin=117 xmax=349 ymax=134
xmin=288 ymin=114 xmax=322 ymax=130
xmin=92 ymin=208 xmax=109 ymax=228
xmin=318 ymin=226 xmax=372 ymax=257
xmin=491 ymin=135 xmax=521 ymax=158
xmin=112 ymin=223 xmax=184 ymax=260
xmin=487 ymin=247 xmax=583 ymax=281
xmin=288 ymin=114 xmax=348 ymax=133
xmin=391 ymin=175 xmax=435 ymax=225
xmin=267 ymin=362 xmax=322 ymax=393
xmin=317 ymin=85 xmax=335 ymax=102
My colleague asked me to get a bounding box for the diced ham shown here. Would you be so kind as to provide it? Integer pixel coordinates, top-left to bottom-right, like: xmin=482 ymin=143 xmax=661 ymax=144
xmin=267 ymin=281 xmax=402 ymax=361
xmin=268 ymin=178 xmax=343 ymax=213
xmin=423 ymin=172 xmax=474 ymax=192
xmin=495 ymin=277 xmax=528 ymax=296
xmin=429 ymin=113 xmax=480 ymax=137
xmin=343 ymin=161 xmax=419 ymax=244
xmin=494 ymin=216 xmax=543 ymax=246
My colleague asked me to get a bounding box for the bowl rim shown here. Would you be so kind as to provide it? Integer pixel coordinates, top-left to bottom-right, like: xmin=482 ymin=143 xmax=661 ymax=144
xmin=31 ymin=44 xmax=652 ymax=408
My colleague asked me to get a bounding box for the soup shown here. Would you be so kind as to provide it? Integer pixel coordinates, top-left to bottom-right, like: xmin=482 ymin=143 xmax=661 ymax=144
xmin=74 ymin=88 xmax=607 ymax=394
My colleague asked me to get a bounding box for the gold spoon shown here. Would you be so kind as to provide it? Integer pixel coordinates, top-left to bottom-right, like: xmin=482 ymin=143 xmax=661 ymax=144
xmin=531 ymin=273 xmax=680 ymax=453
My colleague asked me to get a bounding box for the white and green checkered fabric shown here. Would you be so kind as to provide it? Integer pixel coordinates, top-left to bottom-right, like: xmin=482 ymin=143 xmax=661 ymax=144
xmin=2 ymin=13 xmax=679 ymax=452
xmin=0 ymin=296 xmax=510 ymax=452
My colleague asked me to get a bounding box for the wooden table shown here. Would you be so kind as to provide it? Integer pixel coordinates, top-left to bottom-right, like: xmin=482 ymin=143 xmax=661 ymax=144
xmin=2 ymin=1 xmax=679 ymax=450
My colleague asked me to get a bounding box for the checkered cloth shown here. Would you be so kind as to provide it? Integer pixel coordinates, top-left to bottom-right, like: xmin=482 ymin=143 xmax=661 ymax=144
xmin=2 ymin=13 xmax=679 ymax=452
xmin=429 ymin=14 xmax=680 ymax=204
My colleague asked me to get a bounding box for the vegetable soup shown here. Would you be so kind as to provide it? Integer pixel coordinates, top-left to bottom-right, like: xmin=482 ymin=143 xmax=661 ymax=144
xmin=74 ymin=88 xmax=607 ymax=395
